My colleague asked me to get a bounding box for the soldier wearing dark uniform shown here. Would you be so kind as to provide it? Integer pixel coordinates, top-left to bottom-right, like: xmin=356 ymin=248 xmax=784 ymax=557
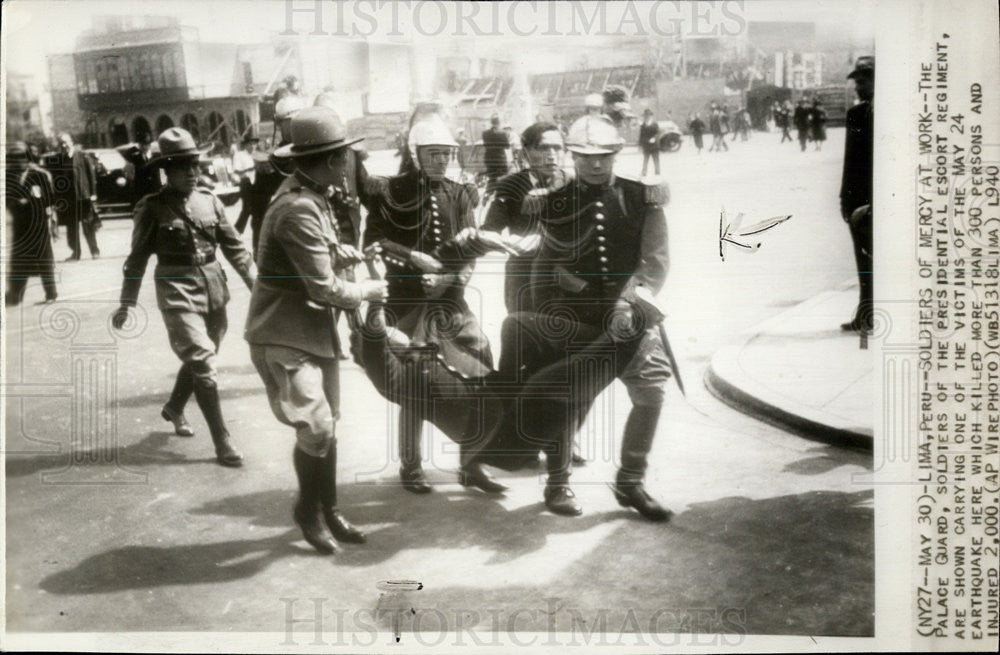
xmin=112 ymin=128 xmax=254 ymax=468
xmin=245 ymin=107 xmax=387 ymax=555
xmin=530 ymin=115 xmax=673 ymax=521
xmin=6 ymin=142 xmax=58 ymax=306
xmin=481 ymin=115 xmax=511 ymax=195
xmin=236 ymin=95 xmax=307 ymax=254
xmin=840 ymin=57 xmax=874 ymax=333
xmin=363 ymin=114 xmax=505 ymax=496
xmin=481 ymin=121 xmax=568 ymax=314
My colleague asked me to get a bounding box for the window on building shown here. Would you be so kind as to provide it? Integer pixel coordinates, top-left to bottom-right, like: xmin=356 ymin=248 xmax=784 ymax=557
xmin=138 ymin=53 xmax=153 ymax=90
xmin=174 ymin=50 xmax=185 ymax=86
xmin=104 ymin=57 xmax=122 ymax=92
xmin=86 ymin=60 xmax=98 ymax=94
xmin=152 ymin=54 xmax=165 ymax=88
xmin=155 ymin=114 xmax=174 ymax=136
xmin=180 ymin=113 xmax=200 ymax=141
xmin=162 ymin=52 xmax=176 ymax=87
xmin=76 ymin=61 xmax=88 ymax=94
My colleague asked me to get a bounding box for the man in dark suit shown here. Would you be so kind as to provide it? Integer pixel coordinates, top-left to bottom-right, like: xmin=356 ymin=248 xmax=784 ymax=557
xmin=840 ymin=57 xmax=875 ymax=333
xmin=639 ymin=108 xmax=661 ymax=176
xmin=481 ymin=115 xmax=510 ymax=194
xmin=50 ymin=132 xmax=99 ymax=260
xmin=6 ymin=142 xmax=58 ymax=305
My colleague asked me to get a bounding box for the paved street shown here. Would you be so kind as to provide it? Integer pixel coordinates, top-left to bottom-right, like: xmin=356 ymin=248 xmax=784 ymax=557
xmin=4 ymin=129 xmax=874 ymax=639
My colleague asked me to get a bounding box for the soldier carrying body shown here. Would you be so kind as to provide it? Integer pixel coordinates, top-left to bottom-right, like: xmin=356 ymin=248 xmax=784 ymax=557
xmin=244 ymin=107 xmax=387 ymax=554
xmin=530 ymin=114 xmax=675 ymax=521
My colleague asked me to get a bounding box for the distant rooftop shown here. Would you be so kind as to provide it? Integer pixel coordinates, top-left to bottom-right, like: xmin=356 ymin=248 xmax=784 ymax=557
xmin=75 ymin=15 xmax=198 ymax=52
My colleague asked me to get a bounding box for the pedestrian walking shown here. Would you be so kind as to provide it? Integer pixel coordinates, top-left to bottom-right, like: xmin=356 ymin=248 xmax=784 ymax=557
xmin=244 ymin=107 xmax=387 ymax=555
xmin=793 ymin=99 xmax=810 ymax=151
xmin=638 ymin=108 xmax=661 ymax=176
xmin=363 ymin=113 xmax=502 ymax=496
xmin=709 ymin=105 xmax=729 ymax=152
xmin=6 ymin=142 xmax=58 ymax=306
xmin=688 ymin=113 xmax=706 ymax=153
xmin=778 ymin=101 xmax=793 ymax=143
xmin=840 ymin=57 xmax=875 ymax=333
xmin=809 ymin=98 xmax=827 ymax=151
xmin=50 ymin=132 xmax=100 ymax=260
xmin=231 ymin=134 xmax=258 ymax=234
xmin=112 ymin=128 xmax=254 ymax=468
xmin=527 ymin=115 xmax=674 ymax=521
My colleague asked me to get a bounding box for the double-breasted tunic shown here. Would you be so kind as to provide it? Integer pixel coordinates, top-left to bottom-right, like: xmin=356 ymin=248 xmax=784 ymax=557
xmin=363 ymin=168 xmax=493 ymax=376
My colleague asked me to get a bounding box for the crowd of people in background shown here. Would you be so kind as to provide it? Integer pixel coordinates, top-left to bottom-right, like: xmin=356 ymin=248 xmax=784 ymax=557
xmin=771 ymin=97 xmax=827 ymax=151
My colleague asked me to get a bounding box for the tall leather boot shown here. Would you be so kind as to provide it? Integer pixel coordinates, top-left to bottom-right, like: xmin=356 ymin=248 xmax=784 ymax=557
xmin=161 ymin=364 xmax=195 ymax=436
xmin=398 ymin=401 xmax=431 ymax=493
xmin=543 ymin=433 xmax=581 ymax=516
xmin=318 ymin=445 xmax=366 ymax=543
xmin=192 ymin=381 xmax=243 ymax=467
xmin=612 ymin=404 xmax=672 ymax=522
xmin=292 ymin=446 xmax=337 ymax=555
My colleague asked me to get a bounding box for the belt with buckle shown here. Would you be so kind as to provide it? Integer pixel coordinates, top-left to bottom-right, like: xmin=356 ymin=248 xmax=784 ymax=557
xmin=158 ymin=252 xmax=216 ymax=266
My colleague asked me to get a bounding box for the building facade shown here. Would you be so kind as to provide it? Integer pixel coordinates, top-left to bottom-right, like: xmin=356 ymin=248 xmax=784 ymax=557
xmin=49 ymin=15 xmax=259 ymax=149
xmin=5 ymin=72 xmax=44 ymax=143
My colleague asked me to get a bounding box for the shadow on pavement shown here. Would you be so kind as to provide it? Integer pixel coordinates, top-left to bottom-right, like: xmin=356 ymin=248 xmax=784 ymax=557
xmin=36 ymin=484 xmax=872 ymax=638
xmin=39 ymin=531 xmax=306 ymax=594
xmin=115 ymin=385 xmax=266 ymax=410
xmin=781 ymin=445 xmax=872 ymax=475
xmin=5 ymin=432 xmax=217 ymax=478
xmin=409 ymin=489 xmax=874 ymax=637
xmin=193 ymin=484 xmax=625 ymax=566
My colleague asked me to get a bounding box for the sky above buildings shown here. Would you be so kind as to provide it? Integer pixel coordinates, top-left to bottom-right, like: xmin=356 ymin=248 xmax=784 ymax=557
xmin=4 ymin=0 xmax=874 ymax=75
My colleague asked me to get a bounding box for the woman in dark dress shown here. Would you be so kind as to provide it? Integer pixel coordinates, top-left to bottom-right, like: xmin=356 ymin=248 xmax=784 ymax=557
xmin=688 ymin=113 xmax=706 ymax=153
xmin=809 ymin=98 xmax=828 ymax=151
xmin=362 ymin=114 xmax=503 ymax=495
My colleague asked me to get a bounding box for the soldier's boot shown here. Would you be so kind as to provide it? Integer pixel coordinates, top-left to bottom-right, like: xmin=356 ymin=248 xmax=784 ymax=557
xmin=161 ymin=364 xmax=195 ymax=437
xmin=398 ymin=405 xmax=431 ymax=494
xmin=192 ymin=381 xmax=243 ymax=468
xmin=318 ymin=444 xmax=366 ymax=544
xmin=458 ymin=460 xmax=508 ymax=494
xmin=543 ymin=438 xmax=581 ymax=517
xmin=611 ymin=405 xmax=672 ymax=522
xmin=292 ymin=446 xmax=337 ymax=555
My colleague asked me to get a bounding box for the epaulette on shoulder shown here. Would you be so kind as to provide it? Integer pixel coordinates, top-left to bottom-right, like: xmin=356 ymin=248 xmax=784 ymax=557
xmin=617 ymin=172 xmax=669 ymax=206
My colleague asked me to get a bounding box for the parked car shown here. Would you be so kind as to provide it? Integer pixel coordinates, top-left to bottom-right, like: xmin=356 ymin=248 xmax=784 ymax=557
xmin=86 ymin=148 xmax=133 ymax=217
xmin=40 ymin=148 xmax=132 ymax=220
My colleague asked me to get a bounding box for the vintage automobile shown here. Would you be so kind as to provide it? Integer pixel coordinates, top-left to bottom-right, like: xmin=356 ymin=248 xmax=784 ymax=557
xmin=41 ymin=148 xmax=133 ymax=220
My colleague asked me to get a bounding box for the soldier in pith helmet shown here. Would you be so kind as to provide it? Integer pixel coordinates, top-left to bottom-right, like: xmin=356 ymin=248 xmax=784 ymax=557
xmin=530 ymin=114 xmax=676 ymax=521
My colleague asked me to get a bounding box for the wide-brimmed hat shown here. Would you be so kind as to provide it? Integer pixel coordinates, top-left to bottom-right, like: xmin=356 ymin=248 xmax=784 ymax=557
xmin=273 ymin=106 xmax=363 ymax=159
xmin=565 ymin=115 xmax=624 ymax=155
xmin=147 ymin=128 xmax=211 ymax=167
xmin=847 ymin=56 xmax=874 ymax=80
